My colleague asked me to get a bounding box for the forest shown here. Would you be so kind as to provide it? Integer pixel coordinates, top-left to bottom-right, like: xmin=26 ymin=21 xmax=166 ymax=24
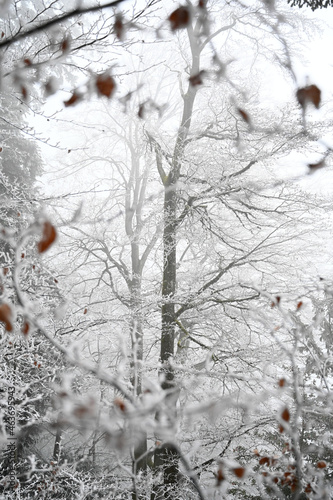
xmin=0 ymin=0 xmax=333 ymax=498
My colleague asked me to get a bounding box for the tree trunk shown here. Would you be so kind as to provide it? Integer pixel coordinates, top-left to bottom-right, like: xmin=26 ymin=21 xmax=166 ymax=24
xmin=152 ymin=183 xmax=179 ymax=500
xmin=151 ymin=18 xmax=202 ymax=500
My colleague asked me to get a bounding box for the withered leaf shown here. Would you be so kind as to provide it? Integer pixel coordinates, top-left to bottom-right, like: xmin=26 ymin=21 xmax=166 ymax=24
xmin=237 ymin=108 xmax=251 ymax=124
xmin=83 ymin=308 xmax=87 ymax=315
xmin=0 ymin=303 xmax=13 ymax=332
xmin=138 ymin=103 xmax=145 ymax=119
xmin=189 ymin=70 xmax=206 ymax=87
xmin=308 ymin=160 xmax=325 ymax=172
xmin=290 ymin=478 xmax=298 ymax=492
xmin=24 ymin=58 xmax=32 ymax=66
xmin=317 ymin=461 xmax=326 ymax=468
xmin=21 ymin=86 xmax=27 ymax=100
xmin=22 ymin=321 xmax=30 ymax=336
xmin=73 ymin=405 xmax=90 ymax=418
xmin=114 ymin=14 xmax=125 ymax=40
xmin=169 ymin=6 xmax=191 ymax=31
xmin=296 ymin=84 xmax=321 ymax=109
xmin=61 ymin=38 xmax=70 ymax=52
xmin=278 ymin=378 xmax=286 ymax=388
xmin=259 ymin=457 xmax=270 ymax=466
xmin=37 ymin=221 xmax=57 ymax=253
xmin=64 ymin=92 xmax=80 ymax=107
xmin=296 ymin=301 xmax=303 ymax=310
xmin=305 ymin=484 xmax=312 ymax=494
xmin=1 ymin=32 xmax=4 ymax=38
xmin=281 ymin=408 xmax=290 ymax=422
xmin=233 ymin=467 xmax=246 ymax=478
xmin=96 ymin=74 xmax=116 ymax=98
xmin=216 ymin=466 xmax=225 ymax=485
xmin=44 ymin=79 xmax=55 ymax=96
xmin=114 ymin=398 xmax=126 ymax=412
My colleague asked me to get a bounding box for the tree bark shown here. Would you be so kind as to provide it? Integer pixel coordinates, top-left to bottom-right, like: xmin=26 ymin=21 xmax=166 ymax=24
xmin=152 ymin=18 xmax=202 ymax=500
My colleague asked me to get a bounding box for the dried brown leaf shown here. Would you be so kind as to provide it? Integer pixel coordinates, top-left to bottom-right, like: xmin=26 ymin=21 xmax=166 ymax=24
xmin=278 ymin=378 xmax=286 ymax=388
xmin=114 ymin=14 xmax=125 ymax=40
xmin=73 ymin=405 xmax=90 ymax=418
xmin=0 ymin=303 xmax=13 ymax=332
xmin=96 ymin=74 xmax=116 ymax=98
xmin=169 ymin=6 xmax=191 ymax=31
xmin=237 ymin=108 xmax=251 ymax=124
xmin=216 ymin=466 xmax=225 ymax=485
xmin=61 ymin=38 xmax=70 ymax=52
xmin=290 ymin=477 xmax=298 ymax=492
xmin=138 ymin=103 xmax=145 ymax=119
xmin=37 ymin=221 xmax=57 ymax=253
xmin=308 ymin=160 xmax=325 ymax=172
xmin=114 ymin=398 xmax=126 ymax=412
xmin=296 ymin=84 xmax=321 ymax=109
xmin=189 ymin=70 xmax=206 ymax=87
xmin=233 ymin=467 xmax=245 ymax=478
xmin=44 ymin=80 xmax=56 ymax=96
xmin=271 ymin=296 xmax=280 ymax=308
xmin=22 ymin=321 xmax=30 ymax=336
xmin=305 ymin=483 xmax=312 ymax=493
xmin=281 ymin=408 xmax=290 ymax=422
xmin=64 ymin=92 xmax=80 ymax=107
